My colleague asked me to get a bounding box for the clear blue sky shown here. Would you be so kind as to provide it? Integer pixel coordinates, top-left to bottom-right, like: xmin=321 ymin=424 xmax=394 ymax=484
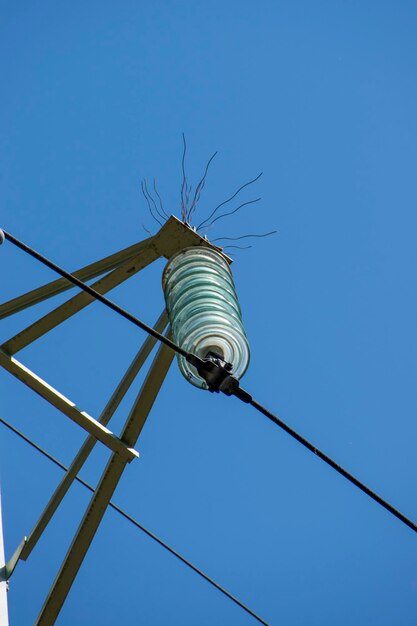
xmin=1 ymin=1 xmax=417 ymax=624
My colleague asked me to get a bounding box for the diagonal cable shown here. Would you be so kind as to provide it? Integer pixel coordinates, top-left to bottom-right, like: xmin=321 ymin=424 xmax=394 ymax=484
xmin=0 ymin=416 xmax=269 ymax=626
xmin=229 ymin=391 xmax=417 ymax=534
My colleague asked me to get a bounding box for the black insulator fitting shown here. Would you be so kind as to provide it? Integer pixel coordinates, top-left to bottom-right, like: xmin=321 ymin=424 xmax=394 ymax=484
xmin=186 ymin=352 xmax=252 ymax=403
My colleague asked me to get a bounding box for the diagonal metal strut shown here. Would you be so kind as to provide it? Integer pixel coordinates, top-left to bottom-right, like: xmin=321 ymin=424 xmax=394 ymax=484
xmin=36 ymin=338 xmax=174 ymax=625
xmin=2 ymin=246 xmax=160 ymax=356
xmin=0 ymin=350 xmax=138 ymax=462
xmin=19 ymin=310 xmax=168 ymax=562
xmin=0 ymin=236 xmax=156 ymax=320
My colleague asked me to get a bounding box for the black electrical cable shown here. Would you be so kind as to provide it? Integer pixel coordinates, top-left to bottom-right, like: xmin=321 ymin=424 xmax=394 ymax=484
xmin=2 ymin=228 xmax=417 ymax=536
xmin=238 ymin=393 xmax=417 ymax=534
xmin=0 ymin=416 xmax=269 ymax=626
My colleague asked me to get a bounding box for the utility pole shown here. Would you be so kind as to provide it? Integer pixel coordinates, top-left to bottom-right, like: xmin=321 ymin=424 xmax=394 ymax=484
xmin=0 ymin=493 xmax=9 ymax=626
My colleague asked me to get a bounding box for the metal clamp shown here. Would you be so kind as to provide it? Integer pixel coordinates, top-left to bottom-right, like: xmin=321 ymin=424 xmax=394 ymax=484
xmin=186 ymin=352 xmax=252 ymax=402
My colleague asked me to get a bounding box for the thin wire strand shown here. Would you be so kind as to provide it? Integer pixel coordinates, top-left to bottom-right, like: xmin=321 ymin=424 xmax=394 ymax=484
xmin=222 ymin=245 xmax=252 ymax=250
xmin=187 ymin=151 xmax=218 ymax=222
xmin=202 ymin=198 xmax=261 ymax=230
xmin=143 ymin=179 xmax=165 ymax=223
xmin=0 ymin=416 xmax=269 ymax=626
xmin=184 ymin=184 xmax=192 ymax=218
xmin=197 ymin=172 xmax=263 ymax=231
xmin=213 ymin=231 xmax=277 ymax=242
xmin=142 ymin=223 xmax=152 ymax=236
xmin=141 ymin=180 xmax=163 ymax=226
xmin=180 ymin=133 xmax=189 ymax=221
xmin=153 ymin=179 xmax=170 ymax=219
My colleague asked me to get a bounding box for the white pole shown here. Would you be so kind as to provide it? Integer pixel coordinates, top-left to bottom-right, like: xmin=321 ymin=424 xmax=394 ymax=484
xmin=0 ymin=492 xmax=9 ymax=626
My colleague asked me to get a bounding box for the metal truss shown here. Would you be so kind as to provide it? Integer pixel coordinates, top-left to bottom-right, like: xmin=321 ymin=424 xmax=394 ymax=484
xmin=0 ymin=217 xmax=222 ymax=625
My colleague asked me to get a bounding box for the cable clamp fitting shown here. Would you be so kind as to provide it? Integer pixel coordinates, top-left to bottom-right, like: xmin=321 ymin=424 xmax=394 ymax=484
xmin=186 ymin=353 xmax=252 ymax=403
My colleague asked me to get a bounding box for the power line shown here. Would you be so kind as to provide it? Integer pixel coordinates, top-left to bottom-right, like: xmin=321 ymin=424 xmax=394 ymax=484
xmin=243 ymin=396 xmax=417 ymax=533
xmin=2 ymin=228 xmax=417 ymax=535
xmin=0 ymin=416 xmax=270 ymax=626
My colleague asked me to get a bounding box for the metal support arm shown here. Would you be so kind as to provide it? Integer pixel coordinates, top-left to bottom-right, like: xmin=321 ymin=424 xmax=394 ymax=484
xmin=19 ymin=310 xmax=168 ymax=562
xmin=0 ymin=537 xmax=27 ymax=581
xmin=36 ymin=339 xmax=175 ymax=625
xmin=0 ymin=236 xmax=157 ymax=320
xmin=0 ymin=350 xmax=138 ymax=462
xmin=1 ymin=246 xmax=160 ymax=356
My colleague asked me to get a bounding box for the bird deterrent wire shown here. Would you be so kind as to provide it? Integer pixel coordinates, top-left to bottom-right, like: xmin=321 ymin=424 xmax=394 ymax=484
xmin=213 ymin=230 xmax=277 ymax=243
xmin=196 ymin=172 xmax=263 ymax=231
xmin=153 ymin=178 xmax=170 ymax=219
xmin=186 ymin=150 xmax=218 ymax=223
xmin=200 ymin=197 xmax=262 ymax=232
xmin=141 ymin=180 xmax=163 ymax=227
xmin=144 ymin=179 xmax=165 ymax=223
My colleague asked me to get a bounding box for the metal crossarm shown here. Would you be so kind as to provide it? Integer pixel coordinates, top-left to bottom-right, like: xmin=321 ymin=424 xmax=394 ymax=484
xmin=0 ymin=350 xmax=138 ymax=462
xmin=20 ymin=310 xmax=168 ymax=562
